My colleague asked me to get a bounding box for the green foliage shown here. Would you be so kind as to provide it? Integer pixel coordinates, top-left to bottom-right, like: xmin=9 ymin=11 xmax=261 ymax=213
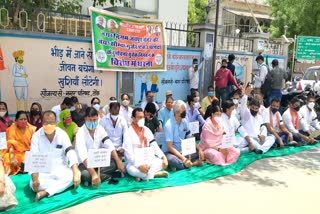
xmin=93 ymin=0 xmax=122 ymax=7
xmin=56 ymin=0 xmax=83 ymax=13
xmin=268 ymin=0 xmax=320 ymax=37
xmin=187 ymin=0 xmax=207 ymax=46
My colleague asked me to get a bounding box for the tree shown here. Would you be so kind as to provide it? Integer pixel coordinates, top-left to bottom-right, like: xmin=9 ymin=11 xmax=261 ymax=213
xmin=187 ymin=0 xmax=207 ymax=46
xmin=268 ymin=0 xmax=320 ymax=38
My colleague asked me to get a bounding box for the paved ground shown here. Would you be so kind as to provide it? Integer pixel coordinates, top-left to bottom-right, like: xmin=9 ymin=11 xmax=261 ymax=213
xmin=55 ymin=147 xmax=320 ymax=214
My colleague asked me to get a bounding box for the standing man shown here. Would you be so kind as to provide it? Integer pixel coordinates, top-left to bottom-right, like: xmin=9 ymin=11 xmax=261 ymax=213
xmin=214 ymin=59 xmax=240 ymax=103
xmin=189 ymin=57 xmax=205 ymax=93
xmin=252 ymin=55 xmax=268 ymax=97
xmin=141 ymin=91 xmax=159 ymax=111
xmin=266 ymin=59 xmax=287 ymax=107
xmin=227 ymin=54 xmax=236 ymax=98
xmin=51 ymin=97 xmax=73 ymax=123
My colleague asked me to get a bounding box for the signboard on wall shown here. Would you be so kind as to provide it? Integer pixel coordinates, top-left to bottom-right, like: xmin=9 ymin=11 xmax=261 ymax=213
xmin=133 ymin=49 xmax=201 ymax=106
xmin=0 ymin=36 xmax=117 ymax=113
xmin=90 ymin=7 xmax=167 ymax=71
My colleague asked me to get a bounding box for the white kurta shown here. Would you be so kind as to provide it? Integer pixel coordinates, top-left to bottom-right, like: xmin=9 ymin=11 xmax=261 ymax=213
xmin=29 ymin=127 xmax=78 ymax=196
xmin=239 ymin=95 xmax=275 ymax=153
xmin=299 ymin=105 xmax=320 ymax=132
xmin=51 ymin=104 xmax=61 ymax=123
xmin=99 ymin=114 xmax=127 ymax=151
xmin=119 ymin=105 xmax=133 ymax=127
xmin=262 ymin=107 xmax=284 ymax=131
xmin=221 ymin=113 xmax=249 ymax=148
xmin=282 ymin=108 xmax=308 ymax=134
xmin=75 ymin=124 xmax=115 ymax=164
xmin=123 ymin=126 xmax=164 ymax=180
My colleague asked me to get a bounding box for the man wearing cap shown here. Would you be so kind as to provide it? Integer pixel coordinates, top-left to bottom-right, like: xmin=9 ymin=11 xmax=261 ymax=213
xmin=252 ymin=55 xmax=268 ymax=97
xmin=162 ymin=90 xmax=173 ymax=107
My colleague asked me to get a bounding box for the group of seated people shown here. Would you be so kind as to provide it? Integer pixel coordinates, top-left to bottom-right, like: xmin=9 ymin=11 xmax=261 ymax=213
xmin=0 ymin=85 xmax=319 ymax=210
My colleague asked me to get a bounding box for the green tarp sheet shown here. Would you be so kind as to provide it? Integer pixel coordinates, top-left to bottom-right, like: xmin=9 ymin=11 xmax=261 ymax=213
xmin=6 ymin=144 xmax=320 ymax=214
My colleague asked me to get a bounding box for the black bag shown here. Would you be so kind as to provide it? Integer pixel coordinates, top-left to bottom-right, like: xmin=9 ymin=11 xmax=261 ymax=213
xmin=260 ymin=65 xmax=272 ymax=97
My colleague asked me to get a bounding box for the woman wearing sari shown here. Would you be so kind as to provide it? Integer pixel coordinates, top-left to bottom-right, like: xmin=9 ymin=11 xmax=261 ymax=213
xmin=57 ymin=109 xmax=78 ymax=147
xmin=2 ymin=111 xmax=36 ymax=175
xmin=200 ymin=103 xmax=240 ymax=166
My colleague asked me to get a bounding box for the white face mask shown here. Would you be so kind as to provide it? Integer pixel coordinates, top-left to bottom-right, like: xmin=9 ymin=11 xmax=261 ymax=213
xmin=213 ymin=116 xmax=222 ymax=123
xmin=122 ymin=100 xmax=130 ymax=107
xmin=70 ymin=106 xmax=76 ymax=111
xmin=233 ymin=99 xmax=239 ymax=105
xmin=111 ymin=114 xmax=118 ymax=121
xmin=0 ymin=111 xmax=6 ymax=117
xmin=93 ymin=104 xmax=100 ymax=111
xmin=308 ymin=102 xmax=315 ymax=110
xmin=137 ymin=118 xmax=145 ymax=128
xmin=194 ymin=97 xmax=200 ymax=102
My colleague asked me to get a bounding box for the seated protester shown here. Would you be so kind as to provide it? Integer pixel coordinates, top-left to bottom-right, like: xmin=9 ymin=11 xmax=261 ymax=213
xmin=200 ymin=102 xmax=240 ymax=166
xmin=220 ymin=100 xmax=252 ymax=154
xmin=161 ymin=90 xmax=173 ymax=108
xmin=0 ymin=101 xmax=13 ymax=132
xmin=28 ymin=102 xmax=43 ymax=131
xmin=119 ymin=93 xmax=133 ymax=127
xmin=201 ymin=85 xmax=218 ymax=114
xmin=3 ymin=111 xmax=36 ymax=175
xmin=163 ymin=100 xmax=204 ymax=171
xmin=29 ymin=110 xmax=80 ymax=202
xmin=299 ymin=95 xmax=320 ymax=140
xmin=70 ymin=96 xmax=87 ymax=127
xmin=99 ymin=102 xmax=127 ymax=156
xmin=186 ymin=95 xmax=205 ymax=127
xmin=141 ymin=91 xmax=160 ymax=112
xmin=102 ymin=96 xmax=117 ymax=115
xmin=57 ymin=109 xmax=79 ymax=148
xmin=158 ymin=97 xmax=174 ymax=128
xmin=91 ymin=97 xmax=104 ymax=119
xmin=0 ymin=154 xmax=18 ymax=211
xmin=76 ymin=107 xmax=125 ymax=187
xmin=144 ymin=103 xmax=163 ymax=134
xmin=262 ymin=98 xmax=298 ymax=149
xmin=282 ymin=97 xmax=317 ymax=145
xmin=231 ymin=90 xmax=241 ymax=121
xmin=51 ymin=97 xmax=73 ymax=123
xmin=191 ymin=90 xmax=204 ymax=116
xmin=238 ymin=86 xmax=275 ymax=154
xmin=123 ymin=108 xmax=168 ymax=181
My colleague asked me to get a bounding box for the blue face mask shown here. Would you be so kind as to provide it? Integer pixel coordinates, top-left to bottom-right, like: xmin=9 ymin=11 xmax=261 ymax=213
xmin=85 ymin=121 xmax=98 ymax=130
xmin=271 ymin=108 xmax=279 ymax=114
xmin=208 ymin=92 xmax=214 ymax=97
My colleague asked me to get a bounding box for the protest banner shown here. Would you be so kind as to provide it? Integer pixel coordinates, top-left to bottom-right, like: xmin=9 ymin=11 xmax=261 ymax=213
xmin=89 ymin=7 xmax=166 ymax=71
xmin=24 ymin=152 xmax=52 ymax=173
xmin=87 ymin=149 xmax=111 ymax=168
xmin=181 ymin=137 xmax=196 ymax=156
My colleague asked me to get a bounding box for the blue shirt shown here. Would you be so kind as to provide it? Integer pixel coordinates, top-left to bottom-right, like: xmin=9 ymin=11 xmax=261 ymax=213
xmin=186 ymin=105 xmax=205 ymax=126
xmin=158 ymin=107 xmax=173 ymax=128
xmin=163 ymin=115 xmax=191 ymax=153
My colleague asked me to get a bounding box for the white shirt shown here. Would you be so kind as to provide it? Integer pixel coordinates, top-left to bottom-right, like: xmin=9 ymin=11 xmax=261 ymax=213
xmin=51 ymin=104 xmax=61 ymax=123
xmin=240 ymin=95 xmax=267 ymax=137
xmin=282 ymin=108 xmax=308 ymax=134
xmin=299 ymin=105 xmax=320 ymax=132
xmin=75 ymin=124 xmax=115 ymax=163
xmin=221 ymin=113 xmax=248 ymax=138
xmin=188 ymin=61 xmax=203 ymax=90
xmin=262 ymin=107 xmax=284 ymax=131
xmin=119 ymin=105 xmax=133 ymax=127
xmin=99 ymin=114 xmax=128 ymax=151
xmin=254 ymin=64 xmax=268 ymax=88
xmin=231 ymin=104 xmax=241 ymax=121
xmin=141 ymin=101 xmax=159 ymax=111
xmin=30 ymin=127 xmax=78 ymax=173
xmin=123 ymin=126 xmax=164 ymax=167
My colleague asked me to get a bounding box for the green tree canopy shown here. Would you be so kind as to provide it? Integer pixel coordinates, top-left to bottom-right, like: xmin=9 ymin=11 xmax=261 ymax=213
xmin=268 ymin=0 xmax=320 ymax=37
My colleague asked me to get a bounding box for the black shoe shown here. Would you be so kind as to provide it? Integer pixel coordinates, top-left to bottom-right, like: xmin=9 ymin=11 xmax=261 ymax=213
xmin=254 ymin=149 xmax=263 ymax=154
xmin=108 ymin=178 xmax=119 ymax=185
xmin=288 ymin=141 xmax=299 ymax=147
